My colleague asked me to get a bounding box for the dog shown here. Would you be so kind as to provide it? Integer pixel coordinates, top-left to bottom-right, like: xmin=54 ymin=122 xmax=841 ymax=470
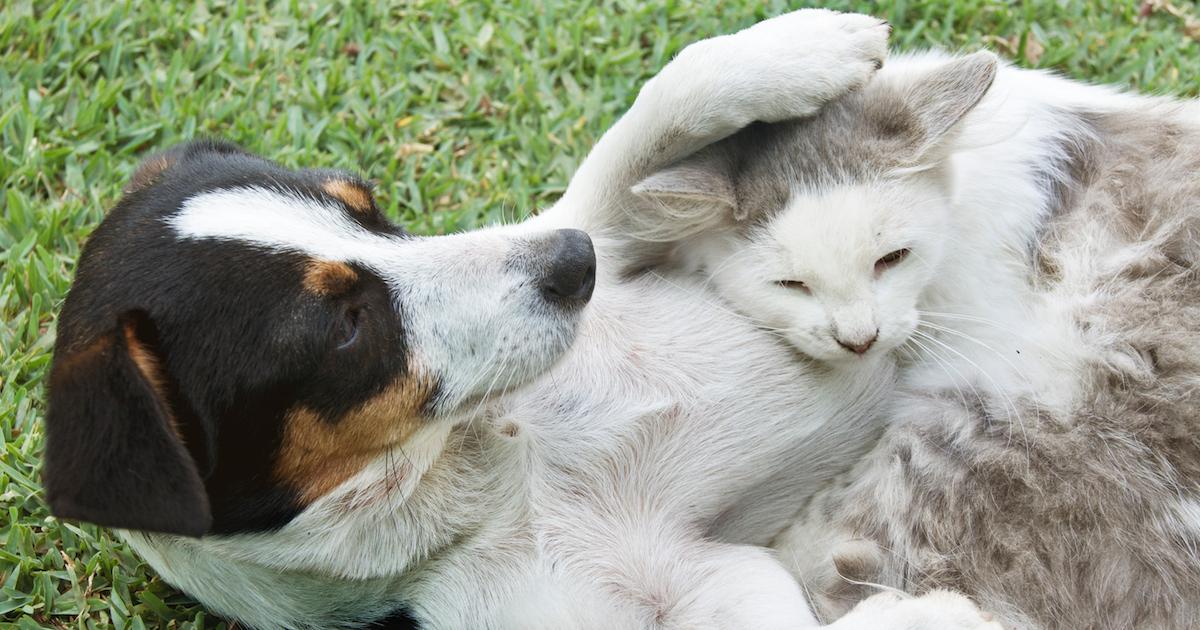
xmin=42 ymin=10 xmax=999 ymax=629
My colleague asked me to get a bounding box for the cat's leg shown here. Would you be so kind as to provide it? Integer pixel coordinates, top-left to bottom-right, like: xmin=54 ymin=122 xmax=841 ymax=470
xmin=776 ymin=499 xmax=894 ymax=621
xmin=774 ymin=421 xmax=1002 ymax=629
xmin=534 ymin=9 xmax=890 ymax=234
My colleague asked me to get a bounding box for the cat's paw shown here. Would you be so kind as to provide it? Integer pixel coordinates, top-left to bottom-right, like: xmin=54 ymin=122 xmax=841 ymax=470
xmin=832 ymin=590 xmax=1003 ymax=630
xmin=663 ymin=9 xmax=891 ymax=127
xmin=807 ymin=538 xmax=888 ymax=620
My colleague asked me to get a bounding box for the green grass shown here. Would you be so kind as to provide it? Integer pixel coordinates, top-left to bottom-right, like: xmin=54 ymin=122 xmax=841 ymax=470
xmin=2 ymin=0 xmax=1198 ymax=627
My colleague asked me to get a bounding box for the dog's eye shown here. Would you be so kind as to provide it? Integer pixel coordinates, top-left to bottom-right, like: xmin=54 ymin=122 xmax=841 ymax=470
xmin=875 ymin=248 xmax=910 ymax=272
xmin=335 ymin=308 xmax=361 ymax=349
xmin=777 ymin=280 xmax=811 ymax=294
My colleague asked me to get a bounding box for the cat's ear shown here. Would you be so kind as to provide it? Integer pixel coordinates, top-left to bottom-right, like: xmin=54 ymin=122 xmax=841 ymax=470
xmin=630 ymin=148 xmax=744 ymax=242
xmin=633 ymin=149 xmax=737 ymax=212
xmin=874 ymin=51 xmax=999 ymax=161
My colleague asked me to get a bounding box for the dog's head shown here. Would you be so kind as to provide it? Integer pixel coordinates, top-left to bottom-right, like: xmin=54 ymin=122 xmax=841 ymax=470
xmin=43 ymin=140 xmax=595 ymax=537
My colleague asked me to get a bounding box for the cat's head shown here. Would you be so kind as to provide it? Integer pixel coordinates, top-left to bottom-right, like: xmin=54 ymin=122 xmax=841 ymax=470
xmin=634 ymin=52 xmax=998 ymax=363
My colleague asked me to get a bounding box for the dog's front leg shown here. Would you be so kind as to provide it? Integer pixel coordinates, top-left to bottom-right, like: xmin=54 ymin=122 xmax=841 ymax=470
xmin=825 ymin=591 xmax=1003 ymax=630
xmin=546 ymin=520 xmax=822 ymax=629
xmin=537 ymin=9 xmax=889 ymax=235
xmin=667 ymin=542 xmax=825 ymax=629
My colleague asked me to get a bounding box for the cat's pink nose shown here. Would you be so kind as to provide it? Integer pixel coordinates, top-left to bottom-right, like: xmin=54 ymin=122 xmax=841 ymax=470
xmin=837 ymin=333 xmax=877 ymax=355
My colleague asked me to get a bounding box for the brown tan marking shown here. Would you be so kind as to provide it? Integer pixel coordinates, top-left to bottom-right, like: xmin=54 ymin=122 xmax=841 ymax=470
xmin=303 ymin=260 xmax=358 ymax=297
xmin=121 ymin=320 xmax=186 ymax=443
xmin=275 ymin=373 xmax=436 ymax=503
xmin=322 ymin=179 xmax=375 ymax=213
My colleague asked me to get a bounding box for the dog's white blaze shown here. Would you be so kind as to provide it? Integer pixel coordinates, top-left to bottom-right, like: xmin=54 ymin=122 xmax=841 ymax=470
xmin=170 ymin=187 xmax=399 ymax=263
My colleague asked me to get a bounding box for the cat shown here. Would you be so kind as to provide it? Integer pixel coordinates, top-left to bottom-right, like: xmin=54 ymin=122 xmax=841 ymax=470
xmin=629 ymin=50 xmax=1200 ymax=629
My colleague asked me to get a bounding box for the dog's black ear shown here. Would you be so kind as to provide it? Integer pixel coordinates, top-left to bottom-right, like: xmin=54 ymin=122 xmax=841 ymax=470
xmin=43 ymin=310 xmax=211 ymax=537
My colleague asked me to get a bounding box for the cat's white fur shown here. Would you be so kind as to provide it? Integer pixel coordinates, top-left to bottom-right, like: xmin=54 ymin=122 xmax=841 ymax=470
xmin=120 ymin=12 xmax=1001 ymax=630
xmin=677 ymin=51 xmax=1157 ymax=403
xmin=655 ymin=52 xmax=1094 ymax=454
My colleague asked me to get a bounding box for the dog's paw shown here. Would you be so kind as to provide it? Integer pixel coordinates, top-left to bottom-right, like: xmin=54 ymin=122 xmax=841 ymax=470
xmin=735 ymin=9 xmax=890 ymax=73
xmin=733 ymin=9 xmax=889 ymax=122
xmin=663 ymin=9 xmax=890 ymax=128
xmin=833 ymin=590 xmax=1003 ymax=630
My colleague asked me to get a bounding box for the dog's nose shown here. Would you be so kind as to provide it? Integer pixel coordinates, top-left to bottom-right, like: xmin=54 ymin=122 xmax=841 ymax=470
xmin=540 ymin=229 xmax=596 ymax=306
xmin=837 ymin=332 xmax=878 ymax=355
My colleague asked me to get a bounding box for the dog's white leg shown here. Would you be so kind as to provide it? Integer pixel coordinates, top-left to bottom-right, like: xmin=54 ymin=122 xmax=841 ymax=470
xmin=667 ymin=543 xmax=823 ymax=630
xmin=825 ymin=590 xmax=1004 ymax=630
xmin=535 ymin=9 xmax=889 ymax=233
xmin=543 ymin=507 xmax=820 ymax=629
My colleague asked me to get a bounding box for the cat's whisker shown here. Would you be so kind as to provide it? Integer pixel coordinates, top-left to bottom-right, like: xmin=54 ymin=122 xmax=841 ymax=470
xmin=704 ymin=246 xmax=761 ymax=280
xmin=912 ymin=328 xmax=1024 ymax=425
xmin=911 ymin=329 xmax=1032 ymax=451
xmin=650 ymin=271 xmax=797 ymax=339
xmin=918 ymin=309 xmax=1072 ymax=362
xmin=909 ymin=331 xmax=1031 ymax=464
xmin=917 ymin=319 xmax=1046 ymax=428
xmin=916 ymin=321 xmax=1036 ymax=386
xmin=905 ymin=333 xmax=982 ymax=412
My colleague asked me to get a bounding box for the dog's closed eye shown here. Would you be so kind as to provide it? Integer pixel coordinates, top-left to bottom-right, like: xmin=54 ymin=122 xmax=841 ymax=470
xmin=335 ymin=307 xmax=361 ymax=349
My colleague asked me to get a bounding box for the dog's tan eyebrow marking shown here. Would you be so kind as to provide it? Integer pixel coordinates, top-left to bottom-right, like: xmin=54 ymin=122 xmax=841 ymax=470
xmin=303 ymin=260 xmax=358 ymax=297
xmin=322 ymin=179 xmax=374 ymax=214
xmin=275 ymin=372 xmax=437 ymax=503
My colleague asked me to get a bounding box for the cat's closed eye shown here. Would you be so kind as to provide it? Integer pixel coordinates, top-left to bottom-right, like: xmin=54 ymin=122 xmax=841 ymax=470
xmin=777 ymin=279 xmax=812 ymax=294
xmin=875 ymin=248 xmax=911 ymax=273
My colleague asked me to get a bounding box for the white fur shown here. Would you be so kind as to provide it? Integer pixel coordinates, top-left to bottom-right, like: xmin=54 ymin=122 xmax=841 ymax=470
xmin=695 ymin=179 xmax=946 ymax=365
xmin=889 ymin=52 xmax=1163 ymax=414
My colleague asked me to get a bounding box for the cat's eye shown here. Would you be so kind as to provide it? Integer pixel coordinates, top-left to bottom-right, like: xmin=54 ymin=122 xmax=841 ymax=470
xmin=875 ymin=248 xmax=911 ymax=273
xmin=777 ymin=279 xmax=811 ymax=294
xmin=334 ymin=307 xmax=361 ymax=349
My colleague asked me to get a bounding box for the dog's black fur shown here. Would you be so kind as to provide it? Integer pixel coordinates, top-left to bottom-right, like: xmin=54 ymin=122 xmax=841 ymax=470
xmin=44 ymin=141 xmax=414 ymax=536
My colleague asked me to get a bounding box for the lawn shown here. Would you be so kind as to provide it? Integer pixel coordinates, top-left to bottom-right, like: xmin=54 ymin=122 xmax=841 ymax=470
xmin=2 ymin=0 xmax=1198 ymax=627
